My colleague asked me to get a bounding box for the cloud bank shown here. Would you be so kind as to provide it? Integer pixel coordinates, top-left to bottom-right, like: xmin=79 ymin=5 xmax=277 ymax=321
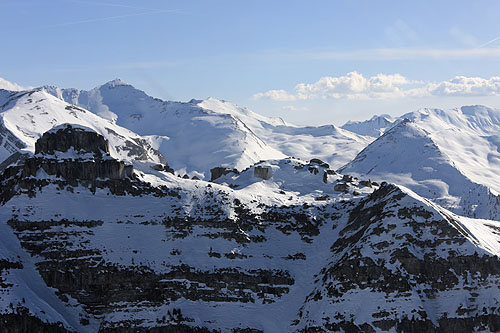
xmin=252 ymin=72 xmax=500 ymax=101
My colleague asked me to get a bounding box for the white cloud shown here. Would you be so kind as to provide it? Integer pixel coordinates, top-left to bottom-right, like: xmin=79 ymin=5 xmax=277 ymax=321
xmin=252 ymin=73 xmax=500 ymax=101
xmin=0 ymin=77 xmax=26 ymax=91
xmin=252 ymin=89 xmax=296 ymax=101
xmin=254 ymin=72 xmax=419 ymax=101
xmin=428 ymin=76 xmax=500 ymax=96
xmin=295 ymin=72 xmax=418 ymax=99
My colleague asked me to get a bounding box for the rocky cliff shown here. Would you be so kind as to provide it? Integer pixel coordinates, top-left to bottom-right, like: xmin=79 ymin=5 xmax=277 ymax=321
xmin=0 ymin=124 xmax=177 ymax=203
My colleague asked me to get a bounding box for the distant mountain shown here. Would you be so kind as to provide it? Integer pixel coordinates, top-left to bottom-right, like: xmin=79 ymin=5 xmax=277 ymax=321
xmin=341 ymin=113 xmax=396 ymax=137
xmin=44 ymin=79 xmax=371 ymax=178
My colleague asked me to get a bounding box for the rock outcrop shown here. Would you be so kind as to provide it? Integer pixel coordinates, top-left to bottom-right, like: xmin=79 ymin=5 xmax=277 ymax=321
xmin=35 ymin=124 xmax=110 ymax=156
xmin=0 ymin=124 xmax=178 ymax=203
xmin=210 ymin=166 xmax=239 ymax=181
xmin=253 ymin=165 xmax=272 ymax=180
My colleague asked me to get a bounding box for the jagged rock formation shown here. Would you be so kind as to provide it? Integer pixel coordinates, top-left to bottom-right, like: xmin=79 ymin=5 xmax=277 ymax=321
xmin=297 ymin=185 xmax=500 ymax=332
xmin=35 ymin=123 xmax=110 ymax=156
xmin=210 ymin=166 xmax=239 ymax=181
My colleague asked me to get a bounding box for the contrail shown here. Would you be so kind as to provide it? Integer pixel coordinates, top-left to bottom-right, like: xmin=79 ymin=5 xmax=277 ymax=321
xmin=42 ymin=9 xmax=180 ymax=29
xmin=67 ymin=0 xmax=168 ymax=12
xmin=478 ymin=35 xmax=500 ymax=48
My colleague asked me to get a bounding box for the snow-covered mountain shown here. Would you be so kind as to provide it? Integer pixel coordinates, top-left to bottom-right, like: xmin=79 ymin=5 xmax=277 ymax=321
xmin=0 ymin=88 xmax=167 ymax=168
xmin=3 ymin=77 xmax=500 ymax=331
xmin=44 ymin=79 xmax=371 ymax=178
xmin=2 ymin=125 xmax=500 ymax=332
xmin=341 ymin=113 xmax=396 ymax=137
xmin=0 ymin=77 xmax=26 ymax=91
xmin=341 ymin=106 xmax=500 ymax=220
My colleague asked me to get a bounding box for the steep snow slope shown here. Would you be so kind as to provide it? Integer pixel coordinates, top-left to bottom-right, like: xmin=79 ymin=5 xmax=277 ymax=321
xmin=341 ymin=113 xmax=396 ymax=137
xmin=46 ymin=80 xmax=370 ymax=177
xmin=402 ymin=106 xmax=500 ymax=195
xmin=341 ymin=114 xmax=500 ymax=219
xmin=0 ymin=88 xmax=165 ymax=166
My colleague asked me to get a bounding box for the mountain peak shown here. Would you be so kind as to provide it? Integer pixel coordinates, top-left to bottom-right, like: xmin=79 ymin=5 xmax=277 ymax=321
xmin=102 ymin=78 xmax=130 ymax=88
xmin=342 ymin=113 xmax=396 ymax=137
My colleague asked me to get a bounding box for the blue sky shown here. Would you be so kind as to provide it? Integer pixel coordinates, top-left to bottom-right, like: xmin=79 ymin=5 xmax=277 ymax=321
xmin=1 ymin=0 xmax=500 ymax=125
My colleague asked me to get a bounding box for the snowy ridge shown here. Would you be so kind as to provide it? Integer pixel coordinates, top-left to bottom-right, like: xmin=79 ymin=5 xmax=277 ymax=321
xmin=402 ymin=105 xmax=500 ymax=195
xmin=297 ymin=183 xmax=500 ymax=331
xmin=45 ymin=80 xmax=370 ymax=178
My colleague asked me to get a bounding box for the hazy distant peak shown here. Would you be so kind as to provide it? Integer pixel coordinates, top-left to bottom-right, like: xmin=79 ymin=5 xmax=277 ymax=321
xmin=101 ymin=78 xmax=131 ymax=88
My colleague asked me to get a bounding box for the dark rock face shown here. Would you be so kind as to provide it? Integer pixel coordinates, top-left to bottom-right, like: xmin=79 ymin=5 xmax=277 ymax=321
xmin=21 ymin=157 xmax=133 ymax=181
xmin=309 ymin=158 xmax=330 ymax=169
xmin=333 ymin=182 xmax=349 ymax=192
xmin=0 ymin=308 xmax=68 ymax=333
xmin=32 ymin=124 xmax=132 ymax=181
xmin=3 ymin=124 xmax=500 ymax=331
xmin=35 ymin=124 xmax=109 ymax=156
xmin=151 ymin=163 xmax=174 ymax=174
xmin=323 ymin=169 xmax=336 ymax=183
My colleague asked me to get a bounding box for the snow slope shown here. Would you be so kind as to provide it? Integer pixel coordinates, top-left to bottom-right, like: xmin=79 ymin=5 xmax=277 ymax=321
xmin=402 ymin=106 xmax=500 ymax=195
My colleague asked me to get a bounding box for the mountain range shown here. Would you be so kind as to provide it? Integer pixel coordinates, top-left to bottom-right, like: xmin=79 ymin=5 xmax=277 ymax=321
xmin=1 ymin=77 xmax=500 ymax=332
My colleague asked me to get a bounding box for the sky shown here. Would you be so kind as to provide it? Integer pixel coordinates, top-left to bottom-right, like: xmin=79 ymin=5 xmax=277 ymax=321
xmin=1 ymin=0 xmax=500 ymax=125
